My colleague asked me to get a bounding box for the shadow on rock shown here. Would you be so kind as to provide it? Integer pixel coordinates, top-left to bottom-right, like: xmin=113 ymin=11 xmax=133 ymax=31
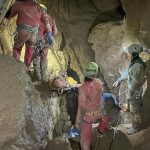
xmin=138 ymin=127 xmax=150 ymax=150
xmin=92 ymin=130 xmax=132 ymax=150
xmin=34 ymin=82 xmax=51 ymax=100
xmin=141 ymin=59 xmax=150 ymax=129
xmin=45 ymin=138 xmax=72 ymax=150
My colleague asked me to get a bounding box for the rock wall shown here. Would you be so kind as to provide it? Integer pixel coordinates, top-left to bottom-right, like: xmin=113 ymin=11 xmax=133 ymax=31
xmin=0 ymin=55 xmax=61 ymax=150
xmin=38 ymin=0 xmax=122 ymax=80
xmin=88 ymin=21 xmax=125 ymax=86
xmin=121 ymin=0 xmax=150 ymax=49
xmin=0 ymin=0 xmax=14 ymax=23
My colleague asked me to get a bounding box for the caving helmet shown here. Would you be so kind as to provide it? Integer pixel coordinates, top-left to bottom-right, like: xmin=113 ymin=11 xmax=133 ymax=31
xmin=128 ymin=44 xmax=143 ymax=54
xmin=85 ymin=62 xmax=99 ymax=77
xmin=40 ymin=4 xmax=47 ymax=13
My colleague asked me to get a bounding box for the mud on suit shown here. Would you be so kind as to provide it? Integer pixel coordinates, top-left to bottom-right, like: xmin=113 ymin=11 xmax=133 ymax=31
xmin=33 ymin=14 xmax=57 ymax=81
xmin=127 ymin=57 xmax=146 ymax=131
xmin=7 ymin=1 xmax=51 ymax=69
xmin=75 ymin=78 xmax=109 ymax=150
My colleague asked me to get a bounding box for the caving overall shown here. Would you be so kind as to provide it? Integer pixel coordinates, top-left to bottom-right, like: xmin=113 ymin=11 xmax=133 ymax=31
xmin=33 ymin=23 xmax=49 ymax=81
xmin=76 ymin=78 xmax=109 ymax=150
xmin=7 ymin=1 xmax=51 ymax=70
xmin=127 ymin=56 xmax=146 ymax=134
xmin=14 ymin=24 xmax=38 ymax=68
xmin=33 ymin=15 xmax=57 ymax=81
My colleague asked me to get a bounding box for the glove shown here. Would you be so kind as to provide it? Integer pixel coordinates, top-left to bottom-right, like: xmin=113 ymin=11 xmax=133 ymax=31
xmin=68 ymin=127 xmax=80 ymax=138
xmin=47 ymin=31 xmax=53 ymax=46
xmin=113 ymin=80 xmax=120 ymax=87
xmin=73 ymin=127 xmax=80 ymax=136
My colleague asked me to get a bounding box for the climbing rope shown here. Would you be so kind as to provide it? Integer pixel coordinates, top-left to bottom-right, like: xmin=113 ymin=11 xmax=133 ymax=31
xmin=119 ymin=90 xmax=127 ymax=97
xmin=109 ymin=112 xmax=121 ymax=150
xmin=51 ymin=47 xmax=64 ymax=70
xmin=94 ymin=134 xmax=99 ymax=150
xmin=108 ymin=113 xmax=120 ymax=126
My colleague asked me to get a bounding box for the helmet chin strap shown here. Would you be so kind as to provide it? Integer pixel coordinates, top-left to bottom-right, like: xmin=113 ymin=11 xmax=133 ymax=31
xmin=132 ymin=52 xmax=139 ymax=58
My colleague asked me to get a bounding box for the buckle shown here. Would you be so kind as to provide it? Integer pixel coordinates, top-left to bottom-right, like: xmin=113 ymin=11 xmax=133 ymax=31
xmin=57 ymin=87 xmax=64 ymax=95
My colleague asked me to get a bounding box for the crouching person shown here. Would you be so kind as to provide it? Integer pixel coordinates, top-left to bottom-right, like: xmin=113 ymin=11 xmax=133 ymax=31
xmin=75 ymin=62 xmax=109 ymax=150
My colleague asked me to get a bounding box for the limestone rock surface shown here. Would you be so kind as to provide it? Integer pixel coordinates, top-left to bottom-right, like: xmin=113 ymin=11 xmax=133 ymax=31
xmin=0 ymin=55 xmax=60 ymax=150
xmin=88 ymin=21 xmax=125 ymax=85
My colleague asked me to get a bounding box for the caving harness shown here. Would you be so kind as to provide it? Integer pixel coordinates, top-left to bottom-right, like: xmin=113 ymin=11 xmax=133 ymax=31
xmin=51 ymin=86 xmax=78 ymax=95
xmin=109 ymin=112 xmax=121 ymax=150
xmin=33 ymin=36 xmax=43 ymax=59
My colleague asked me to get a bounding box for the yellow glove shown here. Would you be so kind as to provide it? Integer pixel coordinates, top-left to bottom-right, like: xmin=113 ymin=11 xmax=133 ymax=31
xmin=67 ymin=77 xmax=77 ymax=86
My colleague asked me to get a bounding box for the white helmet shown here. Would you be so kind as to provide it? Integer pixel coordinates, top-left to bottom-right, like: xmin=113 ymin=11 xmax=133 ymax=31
xmin=128 ymin=44 xmax=143 ymax=54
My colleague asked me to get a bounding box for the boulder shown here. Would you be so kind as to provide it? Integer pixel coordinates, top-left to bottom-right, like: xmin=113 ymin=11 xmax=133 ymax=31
xmin=0 ymin=55 xmax=60 ymax=150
